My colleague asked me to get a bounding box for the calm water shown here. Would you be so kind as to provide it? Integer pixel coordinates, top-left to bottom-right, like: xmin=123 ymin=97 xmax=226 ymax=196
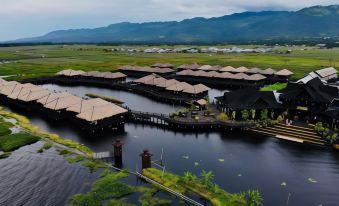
xmin=2 ymin=84 xmax=339 ymax=206
xmin=0 ymin=141 xmax=99 ymax=206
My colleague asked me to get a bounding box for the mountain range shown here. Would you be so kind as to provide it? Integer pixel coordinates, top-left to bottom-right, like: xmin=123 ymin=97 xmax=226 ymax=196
xmin=12 ymin=5 xmax=339 ymax=44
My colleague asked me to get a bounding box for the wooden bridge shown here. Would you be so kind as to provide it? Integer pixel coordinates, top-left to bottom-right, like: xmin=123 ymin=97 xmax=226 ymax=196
xmin=127 ymin=110 xmax=252 ymax=131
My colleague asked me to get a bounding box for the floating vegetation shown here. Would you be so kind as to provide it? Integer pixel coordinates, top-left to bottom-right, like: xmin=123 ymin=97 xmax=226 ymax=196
xmin=137 ymin=186 xmax=172 ymax=206
xmin=218 ymin=158 xmax=225 ymax=162
xmin=0 ymin=132 xmax=40 ymax=152
xmin=0 ymin=151 xmax=11 ymax=159
xmin=82 ymin=159 xmax=109 ymax=173
xmin=194 ymin=162 xmax=199 ymax=167
xmin=67 ymin=155 xmax=86 ymax=164
xmin=58 ymin=149 xmax=73 ymax=156
xmin=37 ymin=142 xmax=53 ymax=153
xmin=281 ymin=182 xmax=287 ymax=187
xmin=238 ymin=174 xmax=242 ymax=177
xmin=182 ymin=155 xmax=189 ymax=159
xmin=308 ymin=178 xmax=318 ymax=183
xmin=86 ymin=93 xmax=124 ymax=105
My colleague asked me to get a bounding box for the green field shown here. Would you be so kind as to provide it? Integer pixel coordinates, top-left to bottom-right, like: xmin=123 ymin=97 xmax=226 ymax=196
xmin=0 ymin=45 xmax=338 ymax=80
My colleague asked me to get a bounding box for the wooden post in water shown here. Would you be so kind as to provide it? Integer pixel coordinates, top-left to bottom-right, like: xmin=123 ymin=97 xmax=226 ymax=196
xmin=113 ymin=139 xmax=123 ymax=167
xmin=140 ymin=149 xmax=153 ymax=169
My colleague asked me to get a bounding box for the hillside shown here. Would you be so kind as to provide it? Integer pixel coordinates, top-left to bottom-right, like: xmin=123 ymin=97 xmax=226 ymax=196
xmin=12 ymin=5 xmax=339 ymax=44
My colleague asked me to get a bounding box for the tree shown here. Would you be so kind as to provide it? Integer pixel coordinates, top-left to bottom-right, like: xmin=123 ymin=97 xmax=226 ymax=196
xmin=200 ymin=170 xmax=214 ymax=188
xmin=327 ymin=133 xmax=338 ymax=144
xmin=241 ymin=110 xmax=250 ymax=120
xmin=217 ymin=112 xmax=228 ymax=121
xmin=232 ymin=111 xmax=236 ymax=120
xmin=250 ymin=109 xmax=256 ymax=119
xmin=242 ymin=190 xmax=263 ymax=206
xmin=260 ymin=109 xmax=268 ymax=120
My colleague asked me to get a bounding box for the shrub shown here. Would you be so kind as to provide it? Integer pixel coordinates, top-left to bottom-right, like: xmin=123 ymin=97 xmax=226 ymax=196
xmin=260 ymin=109 xmax=268 ymax=120
xmin=217 ymin=113 xmax=228 ymax=121
xmin=241 ymin=110 xmax=250 ymax=120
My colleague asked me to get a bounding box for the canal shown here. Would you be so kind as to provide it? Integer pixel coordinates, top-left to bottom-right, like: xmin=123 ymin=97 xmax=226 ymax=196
xmin=1 ymin=83 xmax=339 ymax=206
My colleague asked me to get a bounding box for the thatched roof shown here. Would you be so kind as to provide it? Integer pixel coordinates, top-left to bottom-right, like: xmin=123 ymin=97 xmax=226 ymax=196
xmin=236 ymin=66 xmax=249 ymax=73
xmin=151 ymin=63 xmax=174 ymax=68
xmin=166 ymin=82 xmax=192 ymax=92
xmin=232 ymin=73 xmax=250 ymax=80
xmin=177 ymin=63 xmax=200 ymax=70
xmin=44 ymin=95 xmax=83 ymax=111
xmin=37 ymin=92 xmax=73 ymax=105
xmin=195 ymin=99 xmax=207 ymax=106
xmin=246 ymin=74 xmax=267 ymax=81
xmin=176 ymin=70 xmax=192 ymax=76
xmin=133 ymin=74 xmax=159 ymax=84
xmin=220 ymin=66 xmax=238 ymax=73
xmin=275 ymin=69 xmax=294 ymax=76
xmin=315 ymin=67 xmax=337 ymax=78
xmin=103 ymin=72 xmax=127 ymax=79
xmin=0 ymin=81 xmax=21 ymax=96
xmin=118 ymin=65 xmax=174 ymax=73
xmin=205 ymin=71 xmax=220 ymax=78
xmin=219 ymin=72 xmax=233 ymax=79
xmin=156 ymin=79 xmax=180 ymax=88
xmin=76 ymin=103 xmax=128 ymax=122
xmin=144 ymin=77 xmax=167 ymax=86
xmin=182 ymin=84 xmax=210 ymax=94
xmin=18 ymin=89 xmax=51 ymax=102
xmin=208 ymin=66 xmax=222 ymax=71
xmin=197 ymin=65 xmax=212 ymax=71
xmin=66 ymin=98 xmax=110 ymax=114
xmin=7 ymin=83 xmax=43 ymax=100
xmin=0 ymin=78 xmax=7 ymax=85
xmin=57 ymin=69 xmax=85 ymax=76
xmin=192 ymin=70 xmax=208 ymax=76
xmin=260 ymin=68 xmax=277 ymax=75
xmin=247 ymin=68 xmax=263 ymax=74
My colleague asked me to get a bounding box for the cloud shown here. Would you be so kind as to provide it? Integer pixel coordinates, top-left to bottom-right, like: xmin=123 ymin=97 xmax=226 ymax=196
xmin=0 ymin=0 xmax=338 ymax=40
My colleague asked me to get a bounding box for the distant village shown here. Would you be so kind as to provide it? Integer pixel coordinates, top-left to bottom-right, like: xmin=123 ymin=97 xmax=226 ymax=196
xmin=104 ymin=46 xmax=273 ymax=54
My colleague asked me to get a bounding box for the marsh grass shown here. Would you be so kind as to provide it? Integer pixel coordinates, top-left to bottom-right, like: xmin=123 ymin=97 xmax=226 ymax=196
xmin=0 ymin=132 xmax=40 ymax=152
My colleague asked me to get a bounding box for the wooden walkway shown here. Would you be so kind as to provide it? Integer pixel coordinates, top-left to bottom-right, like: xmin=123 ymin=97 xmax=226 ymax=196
xmin=127 ymin=110 xmax=252 ymax=130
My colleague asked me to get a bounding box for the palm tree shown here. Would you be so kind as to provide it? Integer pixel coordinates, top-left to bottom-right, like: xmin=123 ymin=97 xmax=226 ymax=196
xmin=200 ymin=170 xmax=214 ymax=188
xmin=183 ymin=171 xmax=193 ymax=183
xmin=242 ymin=190 xmax=263 ymax=206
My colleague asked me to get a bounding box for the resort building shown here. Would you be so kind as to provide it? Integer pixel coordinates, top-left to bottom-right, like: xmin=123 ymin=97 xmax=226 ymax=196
xmin=215 ymin=87 xmax=282 ymax=120
xmin=297 ymin=67 xmax=337 ymax=83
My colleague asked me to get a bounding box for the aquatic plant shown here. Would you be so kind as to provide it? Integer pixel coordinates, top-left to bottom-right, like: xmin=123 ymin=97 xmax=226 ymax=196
xmin=67 ymin=155 xmax=85 ymax=164
xmin=137 ymin=186 xmax=172 ymax=206
xmin=82 ymin=159 xmax=109 ymax=173
xmin=200 ymin=170 xmax=214 ymax=188
xmin=241 ymin=190 xmax=263 ymax=206
xmin=37 ymin=142 xmax=53 ymax=153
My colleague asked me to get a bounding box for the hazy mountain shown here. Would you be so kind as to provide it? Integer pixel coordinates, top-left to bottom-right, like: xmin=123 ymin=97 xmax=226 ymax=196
xmin=12 ymin=5 xmax=339 ymax=44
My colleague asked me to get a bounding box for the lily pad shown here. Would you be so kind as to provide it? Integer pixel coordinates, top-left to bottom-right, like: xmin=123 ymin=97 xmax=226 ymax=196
xmin=218 ymin=158 xmax=225 ymax=162
xmin=281 ymin=182 xmax=287 ymax=186
xmin=182 ymin=155 xmax=189 ymax=159
xmin=308 ymin=178 xmax=317 ymax=183
xmin=194 ymin=162 xmax=199 ymax=167
xmin=237 ymin=174 xmax=242 ymax=177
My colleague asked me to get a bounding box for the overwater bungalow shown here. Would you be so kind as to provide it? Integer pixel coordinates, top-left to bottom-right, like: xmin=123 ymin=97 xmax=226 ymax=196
xmin=274 ymin=69 xmax=294 ymax=82
xmin=75 ymin=102 xmax=128 ymax=131
xmin=118 ymin=65 xmax=175 ymax=77
xmin=215 ymin=87 xmax=282 ymax=120
xmin=151 ymin=63 xmax=174 ymax=69
xmin=56 ymin=69 xmax=127 ymax=84
xmin=177 ymin=63 xmax=200 ymax=71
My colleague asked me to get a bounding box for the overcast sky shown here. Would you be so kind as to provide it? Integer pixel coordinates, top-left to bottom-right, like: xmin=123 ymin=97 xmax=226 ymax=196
xmin=0 ymin=0 xmax=338 ymax=41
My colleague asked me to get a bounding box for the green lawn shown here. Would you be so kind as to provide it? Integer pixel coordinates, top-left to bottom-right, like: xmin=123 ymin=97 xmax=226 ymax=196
xmin=0 ymin=45 xmax=338 ymax=80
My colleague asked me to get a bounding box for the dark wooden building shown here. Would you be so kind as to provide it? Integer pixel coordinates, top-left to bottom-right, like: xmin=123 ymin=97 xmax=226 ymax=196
xmin=215 ymin=87 xmax=282 ymax=120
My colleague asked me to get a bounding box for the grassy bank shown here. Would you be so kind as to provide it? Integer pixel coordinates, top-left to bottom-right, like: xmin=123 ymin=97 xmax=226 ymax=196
xmin=260 ymin=83 xmax=287 ymax=91
xmin=0 ymin=107 xmax=93 ymax=157
xmin=85 ymin=93 xmax=124 ymax=105
xmin=70 ymin=169 xmax=172 ymax=206
xmin=143 ymin=168 xmax=251 ymax=206
xmin=0 ymin=45 xmax=338 ymax=80
xmin=0 ymin=133 xmax=40 ymax=152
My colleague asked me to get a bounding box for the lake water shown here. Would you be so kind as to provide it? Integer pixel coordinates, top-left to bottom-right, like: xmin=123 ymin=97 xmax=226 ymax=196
xmin=2 ymin=84 xmax=339 ymax=206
